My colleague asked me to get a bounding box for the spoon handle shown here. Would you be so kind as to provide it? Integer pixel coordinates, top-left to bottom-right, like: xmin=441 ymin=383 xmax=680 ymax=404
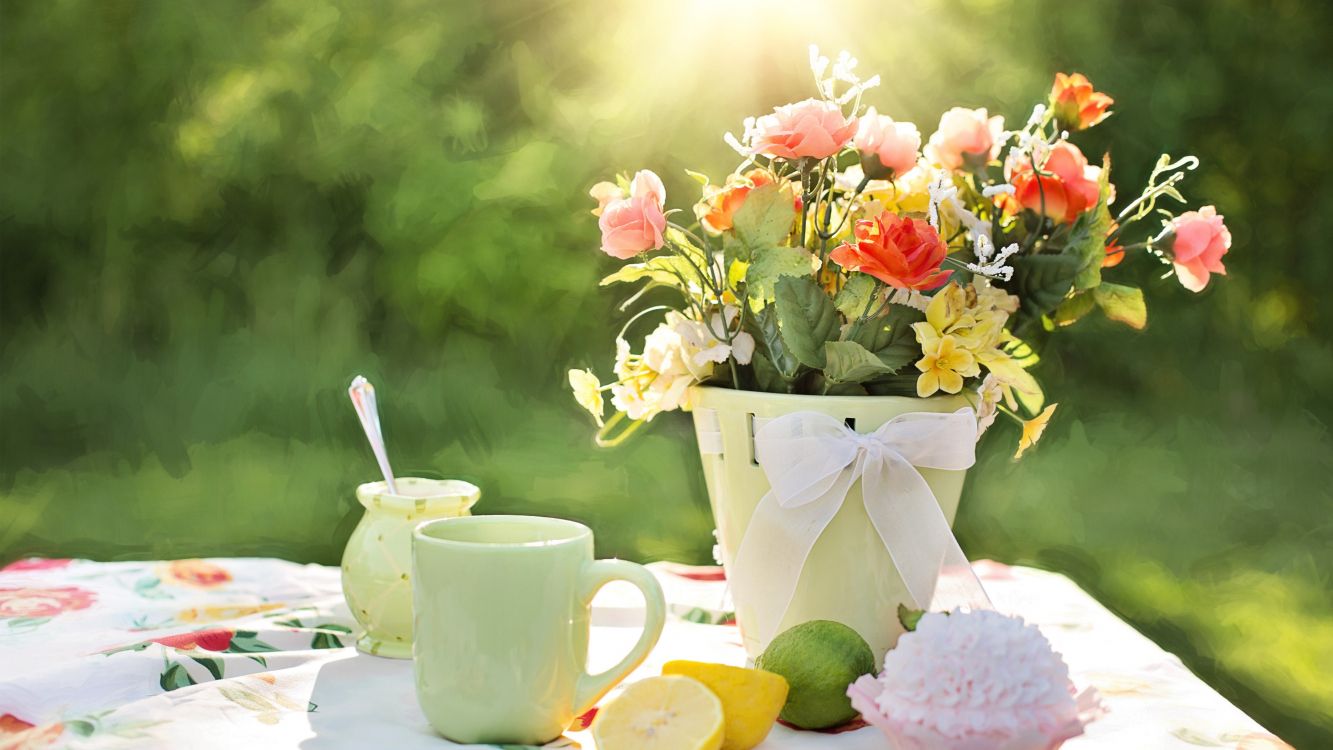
xmin=348 ymin=375 xmax=398 ymax=495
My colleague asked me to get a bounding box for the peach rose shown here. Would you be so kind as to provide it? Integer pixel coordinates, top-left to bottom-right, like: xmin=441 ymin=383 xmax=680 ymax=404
xmin=751 ymin=99 xmax=857 ymax=161
xmin=924 ymin=107 xmax=1004 ymax=171
xmin=700 ymin=169 xmax=772 ymax=234
xmin=830 ymin=212 xmax=951 ymax=290
xmin=0 ymin=586 xmax=95 ymax=618
xmin=1168 ymin=205 xmax=1230 ymax=292
xmin=1051 ymin=72 xmax=1114 ymax=131
xmin=854 ymin=107 xmax=921 ymax=178
xmin=598 ymin=170 xmax=667 ymax=259
xmin=1006 ymin=141 xmax=1102 ymax=224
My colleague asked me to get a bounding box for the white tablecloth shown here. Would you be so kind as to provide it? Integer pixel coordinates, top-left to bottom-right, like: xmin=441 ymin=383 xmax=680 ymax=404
xmin=0 ymin=557 xmax=1290 ymax=750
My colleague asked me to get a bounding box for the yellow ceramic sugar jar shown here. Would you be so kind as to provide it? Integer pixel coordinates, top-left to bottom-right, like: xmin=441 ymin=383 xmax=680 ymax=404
xmin=341 ymin=477 xmax=480 ymax=658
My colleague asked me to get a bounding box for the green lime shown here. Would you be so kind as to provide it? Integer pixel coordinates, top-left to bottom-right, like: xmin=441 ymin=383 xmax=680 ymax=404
xmin=754 ymin=620 xmax=876 ymax=730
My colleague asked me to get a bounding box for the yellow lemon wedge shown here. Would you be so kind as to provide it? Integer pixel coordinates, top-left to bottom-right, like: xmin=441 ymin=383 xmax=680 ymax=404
xmin=662 ymin=660 xmax=789 ymax=750
xmin=592 ymin=675 xmax=724 ymax=750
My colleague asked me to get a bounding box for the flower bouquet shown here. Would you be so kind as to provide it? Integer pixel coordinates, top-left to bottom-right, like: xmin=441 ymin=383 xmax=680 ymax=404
xmin=570 ymin=49 xmax=1232 ymax=659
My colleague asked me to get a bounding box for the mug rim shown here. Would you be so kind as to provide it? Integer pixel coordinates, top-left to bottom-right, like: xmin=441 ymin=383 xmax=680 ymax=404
xmin=413 ymin=514 xmax=591 ymax=550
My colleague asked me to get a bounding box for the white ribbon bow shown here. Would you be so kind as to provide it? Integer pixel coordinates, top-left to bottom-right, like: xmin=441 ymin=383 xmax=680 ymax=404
xmin=729 ymin=407 xmax=992 ymax=645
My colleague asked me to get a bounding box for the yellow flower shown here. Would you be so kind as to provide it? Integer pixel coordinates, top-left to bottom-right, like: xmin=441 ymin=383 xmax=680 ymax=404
xmin=914 ymin=334 xmax=980 ymax=397
xmin=177 ymin=603 xmax=283 ymax=623
xmin=1015 ymin=404 xmax=1059 ymax=459
xmin=567 ymin=369 xmax=605 ymax=427
xmin=976 ymin=350 xmax=1044 ymax=411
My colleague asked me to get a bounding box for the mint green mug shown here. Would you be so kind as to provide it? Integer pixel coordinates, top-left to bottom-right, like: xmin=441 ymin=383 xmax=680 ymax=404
xmin=412 ymin=515 xmax=666 ymax=745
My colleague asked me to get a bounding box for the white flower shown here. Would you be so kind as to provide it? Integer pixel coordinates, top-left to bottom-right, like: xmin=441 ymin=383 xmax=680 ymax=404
xmin=975 ymin=373 xmax=1003 ymax=436
xmin=926 ymin=172 xmax=959 ymax=232
xmin=966 ymin=240 xmax=1020 ymax=281
xmin=887 ymin=288 xmax=930 ymax=312
xmin=609 ymin=310 xmax=752 ymax=422
xmin=567 ymin=369 xmax=605 ymax=427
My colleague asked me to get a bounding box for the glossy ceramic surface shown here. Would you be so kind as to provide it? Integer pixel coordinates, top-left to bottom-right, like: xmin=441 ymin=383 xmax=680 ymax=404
xmin=340 ymin=477 xmax=480 ymax=658
xmin=690 ymin=386 xmax=969 ymax=662
xmin=412 ymin=515 xmax=665 ymax=746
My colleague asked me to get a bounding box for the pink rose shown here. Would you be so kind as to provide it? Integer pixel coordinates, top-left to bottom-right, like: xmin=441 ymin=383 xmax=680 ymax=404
xmin=598 ymin=170 xmax=667 ymax=259
xmin=853 ymin=107 xmax=921 ymax=177
xmin=925 ymin=107 xmax=1004 ymax=171
xmin=1169 ymin=205 xmax=1230 ymax=292
xmin=0 ymin=586 xmax=96 ymax=618
xmin=1 ymin=558 xmax=73 ymax=572
xmin=752 ymin=99 xmax=857 ymax=161
xmin=1006 ymin=141 xmax=1103 ymax=224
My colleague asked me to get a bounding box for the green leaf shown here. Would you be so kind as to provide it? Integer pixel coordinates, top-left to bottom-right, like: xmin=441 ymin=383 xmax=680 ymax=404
xmin=731 ymin=182 xmax=795 ymax=252
xmin=190 ymin=656 xmax=224 ymax=681
xmin=897 ymin=603 xmax=925 ymax=632
xmin=160 ymin=662 xmax=196 ymax=692
xmin=834 ymin=274 xmax=876 ymax=318
xmin=745 ymin=246 xmax=817 ymax=303
xmin=745 ymin=306 xmax=800 ymax=385
xmin=748 ymin=350 xmax=785 ymax=393
xmin=1010 ymin=254 xmax=1080 ymax=322
xmin=66 ymin=720 xmax=96 ymax=737
xmin=1093 ymin=283 xmax=1148 ymax=329
xmin=774 ymin=276 xmax=839 ymax=369
xmin=599 ymin=254 xmax=700 ymax=288
xmin=1066 ymin=155 xmax=1114 ymax=291
xmin=219 ymin=686 xmax=277 ymax=712
xmin=824 ymin=341 xmax=894 ymax=383
xmin=227 ymin=631 xmax=278 ymax=653
xmin=1052 ymin=291 xmax=1096 ymax=327
xmin=850 ymin=304 xmax=925 ymax=373
xmin=311 ymin=631 xmax=345 ymax=649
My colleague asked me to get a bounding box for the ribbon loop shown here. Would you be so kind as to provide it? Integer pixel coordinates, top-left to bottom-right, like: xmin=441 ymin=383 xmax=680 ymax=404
xmin=728 ymin=407 xmax=992 ymax=647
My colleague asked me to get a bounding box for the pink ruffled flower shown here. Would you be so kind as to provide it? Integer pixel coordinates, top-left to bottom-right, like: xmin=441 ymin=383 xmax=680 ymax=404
xmin=854 ymin=107 xmax=922 ymax=177
xmin=847 ymin=610 xmax=1104 ymax=750
xmin=752 ymin=99 xmax=857 ymax=161
xmin=1168 ymin=205 xmax=1230 ymax=292
xmin=925 ymin=107 xmax=1004 ymax=171
xmin=597 ymin=170 xmax=667 ymax=260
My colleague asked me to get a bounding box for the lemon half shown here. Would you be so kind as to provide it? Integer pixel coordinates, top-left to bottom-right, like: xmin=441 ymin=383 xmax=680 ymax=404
xmin=592 ymin=675 xmax=724 ymax=750
xmin=662 ymin=660 xmax=789 ymax=750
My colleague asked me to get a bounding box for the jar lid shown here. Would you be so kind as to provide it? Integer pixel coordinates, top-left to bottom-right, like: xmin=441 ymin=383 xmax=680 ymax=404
xmin=355 ymin=477 xmax=481 ymax=516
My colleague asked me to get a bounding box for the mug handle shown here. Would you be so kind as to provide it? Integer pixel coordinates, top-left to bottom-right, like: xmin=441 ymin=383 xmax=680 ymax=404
xmin=572 ymin=559 xmax=666 ymax=715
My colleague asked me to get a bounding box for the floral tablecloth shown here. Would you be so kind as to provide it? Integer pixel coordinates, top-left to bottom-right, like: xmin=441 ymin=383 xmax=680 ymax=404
xmin=0 ymin=557 xmax=1289 ymax=750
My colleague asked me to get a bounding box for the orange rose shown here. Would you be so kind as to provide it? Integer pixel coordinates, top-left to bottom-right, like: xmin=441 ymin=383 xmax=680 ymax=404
xmin=1006 ymin=141 xmax=1102 ymax=224
xmin=1050 ymin=72 xmax=1113 ymax=131
xmin=700 ymin=169 xmax=774 ymax=234
xmin=1102 ymin=222 xmax=1125 ymax=267
xmin=830 ymin=212 xmax=951 ymax=290
xmin=161 ymin=559 xmax=232 ymax=589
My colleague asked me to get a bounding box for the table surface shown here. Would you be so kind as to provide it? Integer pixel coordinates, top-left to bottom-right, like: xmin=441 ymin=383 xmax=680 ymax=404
xmin=0 ymin=557 xmax=1290 ymax=750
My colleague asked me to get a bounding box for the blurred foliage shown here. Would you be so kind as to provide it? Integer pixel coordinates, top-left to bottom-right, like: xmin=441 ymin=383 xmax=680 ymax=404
xmin=1 ymin=0 xmax=1330 ymax=744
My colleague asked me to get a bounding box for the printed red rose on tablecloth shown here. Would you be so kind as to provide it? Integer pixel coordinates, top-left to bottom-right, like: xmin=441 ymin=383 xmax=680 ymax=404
xmin=1 ymin=558 xmax=74 ymax=573
xmin=150 ymin=628 xmax=236 ymax=652
xmin=160 ymin=559 xmax=232 ymax=589
xmin=0 ymin=587 xmax=96 ymax=618
xmin=0 ymin=714 xmax=64 ymax=749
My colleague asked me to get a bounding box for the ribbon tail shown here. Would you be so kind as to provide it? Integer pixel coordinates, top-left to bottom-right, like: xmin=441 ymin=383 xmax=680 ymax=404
xmin=862 ymin=455 xmax=992 ymax=612
xmin=729 ymin=467 xmax=858 ymax=648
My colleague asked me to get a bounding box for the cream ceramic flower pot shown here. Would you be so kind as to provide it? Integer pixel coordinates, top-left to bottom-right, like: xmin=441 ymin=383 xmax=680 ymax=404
xmin=689 ymin=386 xmax=970 ymax=662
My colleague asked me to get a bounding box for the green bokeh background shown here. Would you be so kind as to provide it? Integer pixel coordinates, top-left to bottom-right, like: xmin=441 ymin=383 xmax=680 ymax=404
xmin=2 ymin=0 xmax=1330 ymax=744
